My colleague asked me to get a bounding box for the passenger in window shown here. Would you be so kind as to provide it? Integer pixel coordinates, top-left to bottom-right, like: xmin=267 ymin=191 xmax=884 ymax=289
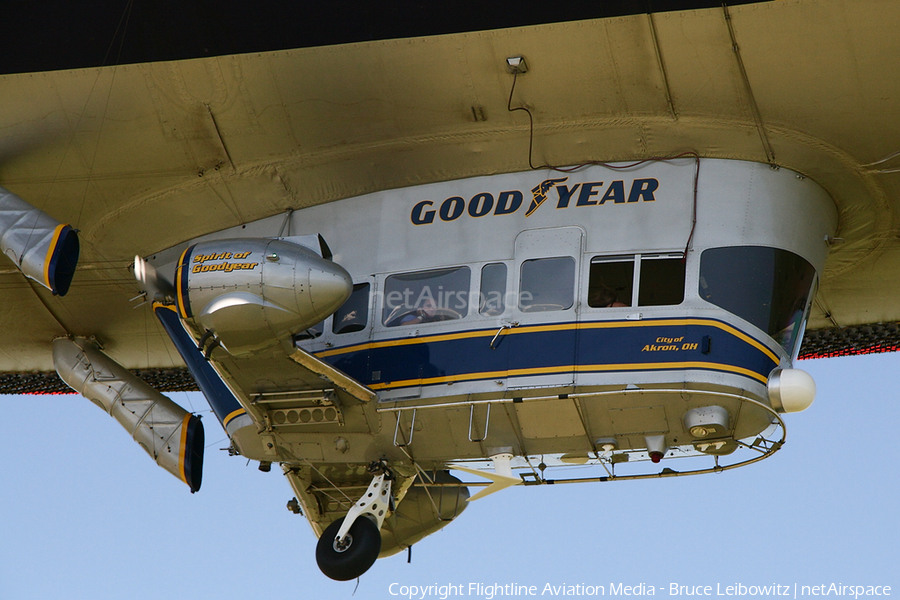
xmin=395 ymin=298 xmax=464 ymax=325
xmin=333 ymin=283 xmax=370 ymax=334
xmin=589 ymin=285 xmax=627 ymax=308
xmin=399 ymin=298 xmax=440 ymax=325
xmin=336 ymin=310 xmax=362 ymax=332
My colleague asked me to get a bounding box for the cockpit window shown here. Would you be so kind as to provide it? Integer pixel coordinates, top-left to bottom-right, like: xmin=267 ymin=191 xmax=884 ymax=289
xmin=333 ymin=283 xmax=370 ymax=334
xmin=699 ymin=246 xmax=816 ymax=353
xmin=519 ymin=257 xmax=575 ymax=312
xmin=383 ymin=267 xmax=471 ymax=327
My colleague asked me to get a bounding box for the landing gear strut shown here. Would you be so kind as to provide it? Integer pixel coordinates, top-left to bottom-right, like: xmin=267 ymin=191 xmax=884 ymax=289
xmin=316 ymin=462 xmax=393 ymax=581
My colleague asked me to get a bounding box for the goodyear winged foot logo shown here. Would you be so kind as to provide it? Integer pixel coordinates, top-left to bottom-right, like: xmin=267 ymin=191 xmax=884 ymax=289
xmin=525 ymin=177 xmax=568 ymax=217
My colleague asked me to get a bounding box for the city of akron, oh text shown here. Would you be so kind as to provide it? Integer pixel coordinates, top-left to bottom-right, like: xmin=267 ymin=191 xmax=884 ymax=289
xmin=642 ymin=337 xmax=698 ymax=352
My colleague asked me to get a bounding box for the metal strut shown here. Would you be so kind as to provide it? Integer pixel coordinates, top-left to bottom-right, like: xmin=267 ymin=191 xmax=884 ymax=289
xmin=393 ymin=409 xmax=416 ymax=447
xmin=468 ymin=403 xmax=491 ymax=442
xmin=334 ymin=463 xmax=394 ymax=547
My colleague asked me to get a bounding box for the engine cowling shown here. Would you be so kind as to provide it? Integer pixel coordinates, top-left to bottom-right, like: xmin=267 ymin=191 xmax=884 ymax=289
xmin=0 ymin=186 xmax=79 ymax=296
xmin=53 ymin=337 xmax=204 ymax=492
xmin=174 ymin=238 xmax=352 ymax=356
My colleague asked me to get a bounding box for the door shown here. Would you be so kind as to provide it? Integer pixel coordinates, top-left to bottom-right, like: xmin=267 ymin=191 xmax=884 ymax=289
xmin=506 ymin=227 xmax=583 ymax=390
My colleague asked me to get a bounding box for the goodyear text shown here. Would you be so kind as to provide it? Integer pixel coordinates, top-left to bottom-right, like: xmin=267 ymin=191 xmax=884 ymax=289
xmin=411 ymin=177 xmax=659 ymax=225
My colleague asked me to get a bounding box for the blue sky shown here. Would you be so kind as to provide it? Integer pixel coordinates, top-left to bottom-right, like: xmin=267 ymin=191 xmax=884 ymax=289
xmin=2 ymin=352 xmax=897 ymax=600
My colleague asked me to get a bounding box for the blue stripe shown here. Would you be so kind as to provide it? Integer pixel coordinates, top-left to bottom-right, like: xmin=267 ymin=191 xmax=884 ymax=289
xmin=176 ymin=244 xmax=195 ymax=318
xmin=154 ymin=305 xmax=244 ymax=428
xmin=181 ymin=414 xmax=205 ymax=493
xmin=46 ymin=224 xmax=79 ymax=297
xmin=320 ymin=319 xmax=779 ymax=389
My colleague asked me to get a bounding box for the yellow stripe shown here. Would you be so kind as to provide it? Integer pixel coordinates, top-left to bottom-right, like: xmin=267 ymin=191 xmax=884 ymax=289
xmin=177 ymin=413 xmax=192 ymax=485
xmin=573 ymin=361 xmax=769 ymax=384
xmin=152 ymin=301 xmax=178 ymax=312
xmin=316 ymin=323 xmax=582 ymax=358
xmin=369 ymin=368 xmax=513 ymax=390
xmin=175 ymin=247 xmax=190 ymax=318
xmin=223 ymin=407 xmax=247 ymax=427
xmin=577 ymin=318 xmax=781 ymax=365
xmin=316 ymin=318 xmax=779 ymax=365
xmin=315 ymin=328 xmax=498 ymax=358
xmin=42 ymin=223 xmax=67 ymax=289
xmin=369 ymin=360 xmax=768 ymax=390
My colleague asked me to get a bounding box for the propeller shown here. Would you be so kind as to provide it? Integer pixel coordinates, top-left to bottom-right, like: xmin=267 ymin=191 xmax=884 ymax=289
xmin=134 ymin=254 xmax=175 ymax=304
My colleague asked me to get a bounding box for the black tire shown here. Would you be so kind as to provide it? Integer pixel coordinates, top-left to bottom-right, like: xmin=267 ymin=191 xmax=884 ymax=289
xmin=315 ymin=516 xmax=381 ymax=581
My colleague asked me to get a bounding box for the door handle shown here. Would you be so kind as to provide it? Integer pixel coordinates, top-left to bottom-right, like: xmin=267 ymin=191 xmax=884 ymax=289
xmin=490 ymin=321 xmax=519 ymax=350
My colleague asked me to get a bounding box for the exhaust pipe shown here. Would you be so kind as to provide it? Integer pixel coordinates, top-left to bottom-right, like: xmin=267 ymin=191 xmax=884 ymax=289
xmin=0 ymin=186 xmax=79 ymax=296
xmin=52 ymin=337 xmax=203 ymax=492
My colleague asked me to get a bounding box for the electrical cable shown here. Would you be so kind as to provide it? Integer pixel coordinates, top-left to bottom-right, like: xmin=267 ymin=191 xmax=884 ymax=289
xmin=506 ymin=71 xmax=701 ymax=255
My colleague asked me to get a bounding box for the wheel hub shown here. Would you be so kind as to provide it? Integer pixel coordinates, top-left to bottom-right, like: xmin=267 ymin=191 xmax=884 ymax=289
xmin=333 ymin=534 xmax=353 ymax=553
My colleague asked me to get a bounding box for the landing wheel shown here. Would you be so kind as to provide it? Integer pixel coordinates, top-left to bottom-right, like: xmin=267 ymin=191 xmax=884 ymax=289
xmin=316 ymin=516 xmax=382 ymax=581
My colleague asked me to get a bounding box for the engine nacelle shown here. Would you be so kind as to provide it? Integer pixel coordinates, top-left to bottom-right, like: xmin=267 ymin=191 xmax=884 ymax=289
xmin=379 ymin=471 xmax=469 ymax=557
xmin=0 ymin=186 xmax=79 ymax=296
xmin=174 ymin=238 xmax=352 ymax=356
xmin=53 ymin=337 xmax=204 ymax=492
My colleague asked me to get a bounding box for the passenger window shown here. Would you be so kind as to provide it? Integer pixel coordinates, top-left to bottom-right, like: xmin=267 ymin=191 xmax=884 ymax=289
xmin=519 ymin=257 xmax=575 ymax=312
xmin=333 ymin=283 xmax=370 ymax=334
xmin=479 ymin=263 xmax=507 ymax=316
xmin=588 ymin=253 xmax=684 ymax=308
xmin=638 ymin=255 xmax=685 ymax=306
xmin=383 ymin=267 xmax=471 ymax=327
xmin=588 ymin=256 xmax=634 ymax=307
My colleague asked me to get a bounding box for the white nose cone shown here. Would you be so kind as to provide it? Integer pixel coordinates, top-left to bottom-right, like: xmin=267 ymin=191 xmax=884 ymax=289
xmin=768 ymin=368 xmax=816 ymax=413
